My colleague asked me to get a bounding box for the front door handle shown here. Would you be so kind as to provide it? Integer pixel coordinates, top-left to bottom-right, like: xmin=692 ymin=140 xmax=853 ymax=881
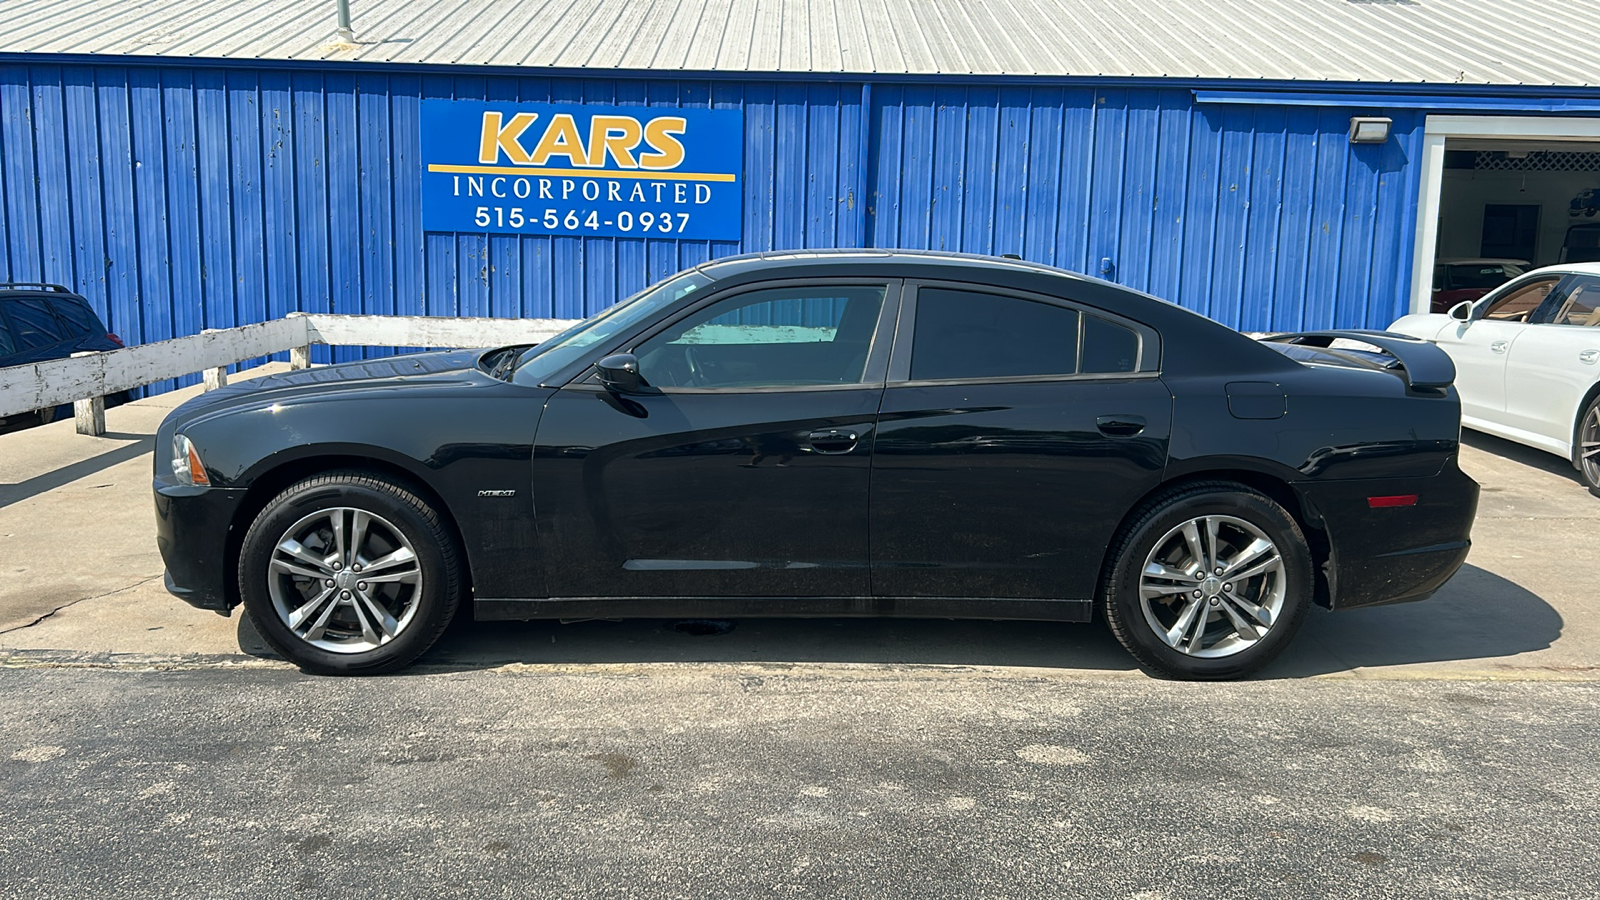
xmin=805 ymin=429 xmax=859 ymax=454
xmin=1581 ymin=349 xmax=1599 ymax=365
xmin=1490 ymin=340 xmax=1509 ymax=354
xmin=1096 ymin=415 xmax=1146 ymax=437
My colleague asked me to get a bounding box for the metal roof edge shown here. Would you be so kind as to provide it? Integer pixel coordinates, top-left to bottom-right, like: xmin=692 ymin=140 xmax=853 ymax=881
xmin=1194 ymin=89 xmax=1600 ymax=111
xmin=7 ymin=51 xmax=1600 ymax=101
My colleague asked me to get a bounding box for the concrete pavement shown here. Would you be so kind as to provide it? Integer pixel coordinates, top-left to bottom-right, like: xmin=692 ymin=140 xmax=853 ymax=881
xmin=1 ymin=667 xmax=1597 ymax=899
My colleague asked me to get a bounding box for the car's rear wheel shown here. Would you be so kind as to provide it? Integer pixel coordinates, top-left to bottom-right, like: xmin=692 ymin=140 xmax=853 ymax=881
xmin=1579 ymin=396 xmax=1600 ymax=498
xmin=239 ymin=471 xmax=462 ymax=675
xmin=1100 ymin=482 xmax=1312 ymax=680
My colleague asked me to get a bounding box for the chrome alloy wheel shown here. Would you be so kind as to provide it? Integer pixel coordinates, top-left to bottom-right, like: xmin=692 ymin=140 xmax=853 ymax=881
xmin=1137 ymin=515 xmax=1286 ymax=659
xmin=1581 ymin=405 xmax=1600 ymax=487
xmin=266 ymin=507 xmax=423 ymax=654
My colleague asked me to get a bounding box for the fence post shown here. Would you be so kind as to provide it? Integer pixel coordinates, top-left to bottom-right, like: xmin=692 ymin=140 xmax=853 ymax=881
xmin=70 ymin=352 xmax=106 ymax=436
xmin=290 ymin=345 xmax=312 ymax=369
xmin=202 ymin=366 xmax=228 ymax=391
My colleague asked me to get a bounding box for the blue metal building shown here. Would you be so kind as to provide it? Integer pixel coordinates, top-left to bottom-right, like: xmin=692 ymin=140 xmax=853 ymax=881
xmin=3 ymin=0 xmax=1600 ymax=377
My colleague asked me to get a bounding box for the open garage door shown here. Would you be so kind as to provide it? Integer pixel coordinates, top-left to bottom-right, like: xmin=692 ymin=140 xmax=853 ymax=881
xmin=1413 ymin=116 xmax=1600 ymax=316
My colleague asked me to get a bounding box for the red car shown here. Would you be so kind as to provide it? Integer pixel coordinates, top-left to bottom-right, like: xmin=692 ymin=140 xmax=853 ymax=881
xmin=1431 ymin=258 xmax=1527 ymax=313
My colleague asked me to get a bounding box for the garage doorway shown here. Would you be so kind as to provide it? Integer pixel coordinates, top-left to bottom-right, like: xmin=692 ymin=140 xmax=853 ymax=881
xmin=1411 ymin=115 xmax=1600 ymax=315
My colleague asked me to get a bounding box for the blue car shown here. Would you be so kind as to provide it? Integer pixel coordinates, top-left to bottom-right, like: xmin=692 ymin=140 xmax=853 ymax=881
xmin=0 ymin=283 xmax=127 ymax=427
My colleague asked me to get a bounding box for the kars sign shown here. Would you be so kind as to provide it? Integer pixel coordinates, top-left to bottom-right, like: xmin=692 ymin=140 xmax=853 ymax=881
xmin=420 ymin=101 xmax=743 ymax=240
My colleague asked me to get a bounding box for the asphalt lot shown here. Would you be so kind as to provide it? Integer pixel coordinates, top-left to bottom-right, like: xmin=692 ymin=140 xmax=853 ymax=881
xmin=1 ymin=369 xmax=1599 ymax=897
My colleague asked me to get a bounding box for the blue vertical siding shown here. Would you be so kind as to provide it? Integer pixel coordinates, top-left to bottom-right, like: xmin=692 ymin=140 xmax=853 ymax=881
xmin=0 ymin=61 xmax=1429 ymax=387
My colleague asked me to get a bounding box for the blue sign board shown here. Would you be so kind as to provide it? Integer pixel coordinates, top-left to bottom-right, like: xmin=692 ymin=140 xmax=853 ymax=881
xmin=420 ymin=101 xmax=743 ymax=240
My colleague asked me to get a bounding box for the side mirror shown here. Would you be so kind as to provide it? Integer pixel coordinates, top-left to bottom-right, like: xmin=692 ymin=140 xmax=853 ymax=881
xmin=1448 ymin=301 xmax=1474 ymax=322
xmin=596 ymin=353 xmax=642 ymax=393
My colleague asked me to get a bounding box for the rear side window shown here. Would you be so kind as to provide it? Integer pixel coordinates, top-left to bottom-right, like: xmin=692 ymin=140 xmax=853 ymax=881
xmin=911 ymin=289 xmax=1080 ymax=381
xmin=0 ymin=317 xmax=15 ymax=356
xmin=1082 ymin=316 xmax=1140 ymax=373
xmin=3 ymin=299 xmax=68 ymax=350
xmin=49 ymin=298 xmax=102 ymax=336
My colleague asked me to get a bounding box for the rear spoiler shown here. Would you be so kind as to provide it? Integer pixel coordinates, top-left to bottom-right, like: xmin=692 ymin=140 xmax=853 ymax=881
xmin=1257 ymin=330 xmax=1456 ymax=392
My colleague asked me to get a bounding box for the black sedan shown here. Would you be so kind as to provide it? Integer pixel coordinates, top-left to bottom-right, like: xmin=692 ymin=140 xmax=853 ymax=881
xmin=154 ymin=251 xmax=1478 ymax=679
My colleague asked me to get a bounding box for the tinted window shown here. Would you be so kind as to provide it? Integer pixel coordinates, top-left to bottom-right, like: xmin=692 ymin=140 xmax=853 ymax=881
xmin=1482 ymin=277 xmax=1558 ymax=322
xmin=3 ymin=299 xmax=67 ymax=349
xmin=1082 ymin=315 xmax=1140 ymax=373
xmin=513 ymin=270 xmax=713 ymax=387
xmin=911 ymin=289 xmax=1079 ymax=380
xmin=636 ymin=285 xmax=886 ymax=389
xmin=0 ymin=318 xmax=14 ymax=357
xmin=49 ymin=298 xmax=102 ymax=336
xmin=1548 ymin=276 xmax=1600 ymax=327
xmin=1447 ymin=263 xmax=1523 ymax=290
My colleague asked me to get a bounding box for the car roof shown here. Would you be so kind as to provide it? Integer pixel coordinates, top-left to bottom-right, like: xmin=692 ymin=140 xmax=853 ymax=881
xmin=1517 ymin=261 xmax=1600 ymax=278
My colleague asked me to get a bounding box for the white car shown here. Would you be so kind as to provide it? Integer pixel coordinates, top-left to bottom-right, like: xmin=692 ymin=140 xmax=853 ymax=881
xmin=1389 ymin=262 xmax=1600 ymax=497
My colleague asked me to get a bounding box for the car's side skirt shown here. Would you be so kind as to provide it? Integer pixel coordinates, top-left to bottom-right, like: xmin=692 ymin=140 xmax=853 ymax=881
xmin=475 ymin=596 xmax=1095 ymax=623
xmin=1463 ymin=417 xmax=1571 ymax=462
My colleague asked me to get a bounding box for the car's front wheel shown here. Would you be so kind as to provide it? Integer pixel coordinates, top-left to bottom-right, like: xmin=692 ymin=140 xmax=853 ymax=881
xmin=238 ymin=471 xmax=462 ymax=675
xmin=1100 ymin=482 xmax=1313 ymax=680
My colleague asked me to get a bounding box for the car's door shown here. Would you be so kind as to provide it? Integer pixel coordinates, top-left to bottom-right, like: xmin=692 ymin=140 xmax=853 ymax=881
xmin=531 ymin=279 xmax=899 ymax=599
xmin=1501 ymin=274 xmax=1600 ymax=451
xmin=1433 ymin=275 xmax=1561 ymax=423
xmin=868 ymin=282 xmax=1172 ymax=602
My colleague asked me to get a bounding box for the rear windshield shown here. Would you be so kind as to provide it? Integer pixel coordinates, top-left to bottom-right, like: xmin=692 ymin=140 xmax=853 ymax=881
xmin=49 ymin=298 xmax=102 ymax=336
xmin=1447 ymin=263 xmax=1523 ymax=289
xmin=2 ymin=298 xmax=68 ymax=349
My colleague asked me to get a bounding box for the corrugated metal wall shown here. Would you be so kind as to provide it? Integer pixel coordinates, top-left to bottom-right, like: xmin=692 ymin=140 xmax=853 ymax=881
xmin=0 ymin=61 xmax=1425 ymax=385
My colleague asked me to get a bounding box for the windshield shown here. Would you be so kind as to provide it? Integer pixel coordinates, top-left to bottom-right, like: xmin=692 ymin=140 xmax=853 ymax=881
xmin=511 ymin=270 xmax=714 ymax=386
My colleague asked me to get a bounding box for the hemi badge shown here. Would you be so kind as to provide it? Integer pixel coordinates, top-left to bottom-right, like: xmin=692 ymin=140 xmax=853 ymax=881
xmin=478 ymin=489 xmax=517 ymax=498
xmin=1367 ymin=494 xmax=1417 ymax=509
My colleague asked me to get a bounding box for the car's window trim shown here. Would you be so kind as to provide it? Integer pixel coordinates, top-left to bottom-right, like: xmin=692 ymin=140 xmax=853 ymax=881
xmin=558 ymin=277 xmax=905 ymax=393
xmin=885 ymin=280 xmax=1160 ymax=386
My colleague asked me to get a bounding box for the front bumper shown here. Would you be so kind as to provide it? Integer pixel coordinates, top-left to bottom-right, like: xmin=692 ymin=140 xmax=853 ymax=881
xmin=1295 ymin=459 xmax=1480 ymax=610
xmin=154 ymin=479 xmax=246 ymax=613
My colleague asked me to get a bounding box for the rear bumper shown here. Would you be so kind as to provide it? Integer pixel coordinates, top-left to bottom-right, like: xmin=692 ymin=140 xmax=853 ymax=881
xmin=1296 ymin=460 xmax=1479 ymax=610
xmin=154 ymin=479 xmax=245 ymax=613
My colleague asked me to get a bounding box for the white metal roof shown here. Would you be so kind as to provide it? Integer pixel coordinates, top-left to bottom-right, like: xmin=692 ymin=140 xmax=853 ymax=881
xmin=2 ymin=0 xmax=1597 ymax=86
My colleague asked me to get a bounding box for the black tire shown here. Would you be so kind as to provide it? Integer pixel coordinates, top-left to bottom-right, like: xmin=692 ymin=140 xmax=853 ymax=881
xmin=239 ymin=471 xmax=462 ymax=675
xmin=1578 ymin=395 xmax=1600 ymax=499
xmin=1099 ymin=482 xmax=1313 ymax=681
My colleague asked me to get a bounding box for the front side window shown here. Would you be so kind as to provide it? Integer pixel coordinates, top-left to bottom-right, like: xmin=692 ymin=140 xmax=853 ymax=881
xmin=3 ymin=299 xmax=67 ymax=350
xmin=1546 ymin=276 xmax=1600 ymax=327
xmin=908 ymin=288 xmax=1142 ymax=381
xmin=1481 ymin=277 xmax=1559 ymax=322
xmin=635 ymin=284 xmax=887 ymax=389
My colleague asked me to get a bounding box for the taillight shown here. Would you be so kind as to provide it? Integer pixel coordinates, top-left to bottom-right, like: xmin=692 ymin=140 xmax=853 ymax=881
xmin=106 ymin=332 xmax=124 ymax=347
xmin=1367 ymin=494 xmax=1418 ymax=509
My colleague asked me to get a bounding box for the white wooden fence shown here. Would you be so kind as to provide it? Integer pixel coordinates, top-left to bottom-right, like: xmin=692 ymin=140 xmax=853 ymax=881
xmin=0 ymin=313 xmax=576 ymax=435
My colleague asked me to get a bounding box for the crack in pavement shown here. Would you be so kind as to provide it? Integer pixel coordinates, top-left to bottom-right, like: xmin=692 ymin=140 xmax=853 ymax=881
xmin=0 ymin=574 xmax=164 ymax=635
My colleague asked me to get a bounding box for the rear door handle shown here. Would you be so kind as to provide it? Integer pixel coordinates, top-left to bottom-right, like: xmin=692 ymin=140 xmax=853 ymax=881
xmin=1096 ymin=415 xmax=1146 ymax=437
xmin=1581 ymin=349 xmax=1599 ymax=365
xmin=805 ymin=429 xmax=859 ymax=454
xmin=1490 ymin=341 xmax=1509 ymax=354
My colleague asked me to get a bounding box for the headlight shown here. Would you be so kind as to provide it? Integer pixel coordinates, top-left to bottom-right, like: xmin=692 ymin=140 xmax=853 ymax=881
xmin=172 ymin=434 xmax=210 ymax=485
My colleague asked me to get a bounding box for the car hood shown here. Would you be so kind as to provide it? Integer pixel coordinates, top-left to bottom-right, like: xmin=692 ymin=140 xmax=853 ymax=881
xmin=163 ymin=349 xmax=494 ymax=432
